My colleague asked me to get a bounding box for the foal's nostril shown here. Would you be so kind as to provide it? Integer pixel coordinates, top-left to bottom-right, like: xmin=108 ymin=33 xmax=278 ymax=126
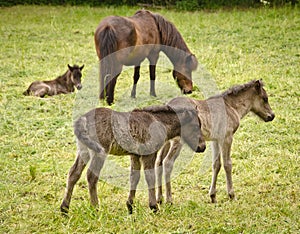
xmin=267 ymin=113 xmax=275 ymax=122
xmin=196 ymin=144 xmax=206 ymax=153
xmin=77 ymin=84 xmax=82 ymax=90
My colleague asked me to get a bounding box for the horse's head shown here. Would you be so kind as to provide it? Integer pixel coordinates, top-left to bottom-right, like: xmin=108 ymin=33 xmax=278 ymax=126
xmin=68 ymin=64 xmax=84 ymax=90
xmin=173 ymin=54 xmax=198 ymax=94
xmin=251 ymin=80 xmax=275 ymax=122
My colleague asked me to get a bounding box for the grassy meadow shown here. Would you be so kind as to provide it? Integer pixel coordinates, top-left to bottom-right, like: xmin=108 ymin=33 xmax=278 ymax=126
xmin=0 ymin=5 xmax=299 ymax=233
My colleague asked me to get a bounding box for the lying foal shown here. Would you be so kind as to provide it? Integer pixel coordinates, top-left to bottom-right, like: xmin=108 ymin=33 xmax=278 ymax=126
xmin=60 ymin=103 xmax=206 ymax=214
xmin=23 ymin=64 xmax=84 ymax=97
xmin=156 ymin=80 xmax=275 ymax=204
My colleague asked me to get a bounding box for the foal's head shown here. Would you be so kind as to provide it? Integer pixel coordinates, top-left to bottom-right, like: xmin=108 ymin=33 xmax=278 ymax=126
xmin=173 ymin=54 xmax=198 ymax=94
xmin=251 ymin=80 xmax=275 ymax=122
xmin=68 ymin=64 xmax=84 ymax=90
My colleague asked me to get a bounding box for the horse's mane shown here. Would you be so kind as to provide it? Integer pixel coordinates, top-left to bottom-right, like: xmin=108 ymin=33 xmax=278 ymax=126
xmin=149 ymin=12 xmax=189 ymax=51
xmin=210 ymin=80 xmax=264 ymax=99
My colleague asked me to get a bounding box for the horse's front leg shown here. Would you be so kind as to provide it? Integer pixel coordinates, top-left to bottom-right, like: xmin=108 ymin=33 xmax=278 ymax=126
xmin=87 ymin=151 xmax=107 ymax=207
xmin=60 ymin=145 xmax=90 ymax=214
xmin=221 ymin=136 xmax=235 ymax=201
xmin=142 ymin=154 xmax=158 ymax=212
xmin=127 ymin=155 xmax=141 ymax=214
xmin=131 ymin=65 xmax=140 ymax=98
xmin=209 ymin=141 xmax=221 ymax=203
xmin=149 ymin=65 xmax=157 ymax=97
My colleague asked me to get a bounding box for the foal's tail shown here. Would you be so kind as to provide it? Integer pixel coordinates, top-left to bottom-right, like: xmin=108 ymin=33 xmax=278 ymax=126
xmin=74 ymin=116 xmax=104 ymax=154
xmin=95 ymin=25 xmax=118 ymax=98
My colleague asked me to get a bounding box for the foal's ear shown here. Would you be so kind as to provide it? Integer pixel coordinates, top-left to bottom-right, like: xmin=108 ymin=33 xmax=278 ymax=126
xmin=186 ymin=54 xmax=198 ymax=71
xmin=80 ymin=64 xmax=84 ymax=71
xmin=68 ymin=64 xmax=74 ymax=72
xmin=255 ymin=79 xmax=263 ymax=93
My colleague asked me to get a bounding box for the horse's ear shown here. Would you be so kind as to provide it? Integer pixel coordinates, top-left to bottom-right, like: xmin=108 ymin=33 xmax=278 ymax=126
xmin=80 ymin=65 xmax=85 ymax=71
xmin=255 ymin=79 xmax=263 ymax=93
xmin=186 ymin=54 xmax=198 ymax=71
xmin=68 ymin=64 xmax=74 ymax=72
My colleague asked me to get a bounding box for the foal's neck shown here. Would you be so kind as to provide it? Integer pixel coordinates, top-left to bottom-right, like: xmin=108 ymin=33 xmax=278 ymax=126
xmin=224 ymin=91 xmax=253 ymax=120
xmin=152 ymin=112 xmax=181 ymax=139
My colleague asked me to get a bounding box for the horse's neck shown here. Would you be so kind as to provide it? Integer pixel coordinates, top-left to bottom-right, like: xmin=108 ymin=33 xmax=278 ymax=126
xmin=163 ymin=44 xmax=190 ymax=66
xmin=224 ymin=92 xmax=253 ymax=119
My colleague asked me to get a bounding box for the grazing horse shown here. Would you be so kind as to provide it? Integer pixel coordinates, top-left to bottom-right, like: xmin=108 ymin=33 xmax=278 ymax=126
xmin=94 ymin=10 xmax=198 ymax=105
xmin=156 ymin=80 xmax=275 ymax=204
xmin=60 ymin=104 xmax=206 ymax=214
xmin=23 ymin=64 xmax=84 ymax=97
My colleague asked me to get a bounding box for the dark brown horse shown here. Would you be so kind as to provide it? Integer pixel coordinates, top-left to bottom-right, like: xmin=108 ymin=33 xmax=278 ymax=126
xmin=94 ymin=10 xmax=198 ymax=105
xmin=23 ymin=64 xmax=84 ymax=97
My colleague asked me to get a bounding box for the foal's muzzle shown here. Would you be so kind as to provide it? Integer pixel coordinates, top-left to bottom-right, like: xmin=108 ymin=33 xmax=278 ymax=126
xmin=76 ymin=84 xmax=82 ymax=90
xmin=196 ymin=142 xmax=206 ymax=153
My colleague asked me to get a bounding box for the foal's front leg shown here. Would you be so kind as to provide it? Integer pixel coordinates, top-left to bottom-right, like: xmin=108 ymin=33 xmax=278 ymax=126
xmin=127 ymin=155 xmax=141 ymax=214
xmin=143 ymin=154 xmax=158 ymax=212
xmin=87 ymin=152 xmax=107 ymax=207
xmin=221 ymin=136 xmax=235 ymax=200
xmin=209 ymin=141 xmax=221 ymax=203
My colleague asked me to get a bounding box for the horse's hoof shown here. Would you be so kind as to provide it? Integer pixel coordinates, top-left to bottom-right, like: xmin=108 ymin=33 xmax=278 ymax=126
xmin=150 ymin=204 xmax=158 ymax=213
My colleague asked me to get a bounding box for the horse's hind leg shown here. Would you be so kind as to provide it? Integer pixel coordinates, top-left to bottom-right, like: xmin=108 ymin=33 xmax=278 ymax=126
xmin=106 ymin=64 xmax=122 ymax=105
xmin=131 ymin=65 xmax=140 ymax=98
xmin=142 ymin=154 xmax=158 ymax=212
xmin=149 ymin=64 xmax=157 ymax=97
xmin=127 ymin=155 xmax=141 ymax=214
xmin=209 ymin=141 xmax=221 ymax=203
xmin=87 ymin=151 xmax=107 ymax=207
xmin=60 ymin=143 xmax=90 ymax=214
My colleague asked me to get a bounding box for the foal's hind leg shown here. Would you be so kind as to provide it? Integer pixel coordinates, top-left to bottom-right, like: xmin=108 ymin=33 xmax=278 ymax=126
xmin=87 ymin=151 xmax=107 ymax=207
xmin=127 ymin=155 xmax=141 ymax=214
xmin=209 ymin=141 xmax=221 ymax=203
xmin=131 ymin=65 xmax=140 ymax=98
xmin=60 ymin=144 xmax=90 ymax=214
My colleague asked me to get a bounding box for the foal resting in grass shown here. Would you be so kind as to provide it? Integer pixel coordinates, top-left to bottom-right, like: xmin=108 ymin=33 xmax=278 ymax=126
xmin=156 ymin=80 xmax=275 ymax=204
xmin=60 ymin=103 xmax=206 ymax=214
xmin=23 ymin=64 xmax=84 ymax=97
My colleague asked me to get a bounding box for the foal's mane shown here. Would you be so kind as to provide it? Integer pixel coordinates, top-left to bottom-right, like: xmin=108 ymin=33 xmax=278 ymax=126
xmin=210 ymin=80 xmax=263 ymax=99
xmin=149 ymin=12 xmax=189 ymax=51
xmin=136 ymin=105 xmax=174 ymax=114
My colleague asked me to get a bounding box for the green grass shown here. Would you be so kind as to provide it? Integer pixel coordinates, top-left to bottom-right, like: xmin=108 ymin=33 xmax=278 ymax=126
xmin=0 ymin=5 xmax=299 ymax=233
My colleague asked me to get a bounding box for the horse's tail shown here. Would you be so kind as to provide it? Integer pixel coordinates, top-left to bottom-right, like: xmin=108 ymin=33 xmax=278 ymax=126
xmin=95 ymin=25 xmax=118 ymax=98
xmin=74 ymin=116 xmax=104 ymax=153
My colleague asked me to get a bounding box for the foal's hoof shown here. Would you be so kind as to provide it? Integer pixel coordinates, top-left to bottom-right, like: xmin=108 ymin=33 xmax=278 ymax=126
xmin=60 ymin=204 xmax=69 ymax=216
xmin=210 ymin=194 xmax=217 ymax=203
xmin=126 ymin=201 xmax=133 ymax=215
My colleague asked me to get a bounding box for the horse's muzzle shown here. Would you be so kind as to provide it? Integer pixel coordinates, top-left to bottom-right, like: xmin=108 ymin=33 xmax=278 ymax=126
xmin=266 ymin=113 xmax=275 ymax=122
xmin=183 ymin=89 xmax=192 ymax=95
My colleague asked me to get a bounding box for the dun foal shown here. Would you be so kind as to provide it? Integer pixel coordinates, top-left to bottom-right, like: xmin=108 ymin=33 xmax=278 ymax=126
xmin=156 ymin=80 xmax=275 ymax=204
xmin=60 ymin=103 xmax=206 ymax=214
xmin=23 ymin=64 xmax=84 ymax=97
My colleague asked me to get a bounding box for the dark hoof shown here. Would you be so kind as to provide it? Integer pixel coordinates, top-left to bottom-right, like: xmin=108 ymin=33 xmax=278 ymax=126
xmin=210 ymin=194 xmax=217 ymax=203
xmin=60 ymin=204 xmax=69 ymax=216
xmin=126 ymin=201 xmax=133 ymax=215
xmin=150 ymin=93 xmax=157 ymax=97
xmin=150 ymin=204 xmax=158 ymax=213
